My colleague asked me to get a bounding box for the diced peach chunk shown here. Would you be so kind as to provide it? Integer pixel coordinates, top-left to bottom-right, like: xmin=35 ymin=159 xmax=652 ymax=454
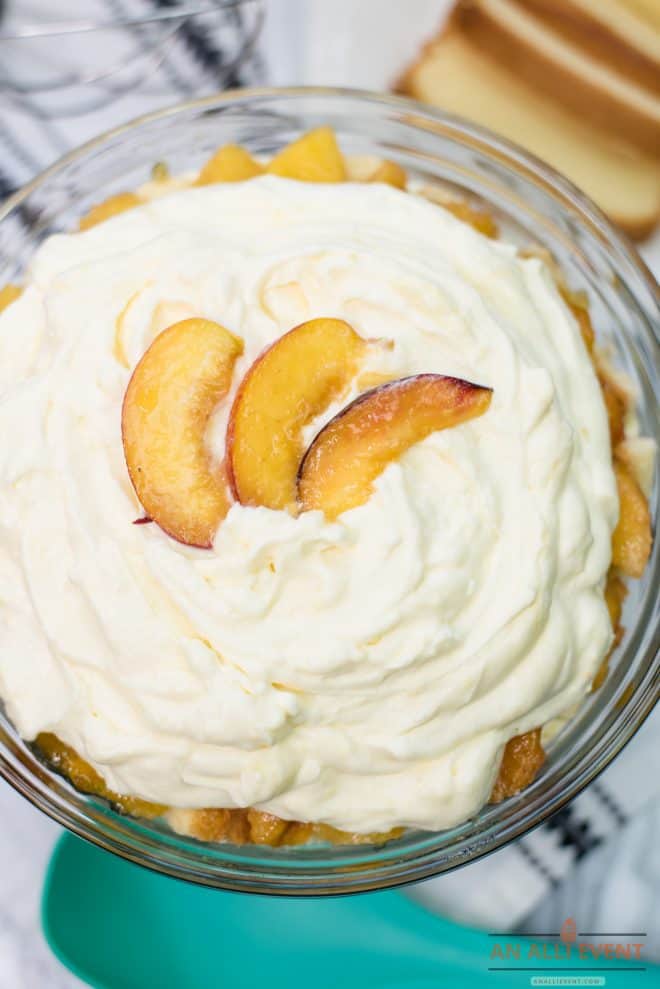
xmin=591 ymin=658 xmax=608 ymax=692
xmin=612 ymin=458 xmax=652 ymax=578
xmin=196 ymin=144 xmax=264 ymax=185
xmin=268 ymin=127 xmax=346 ymax=182
xmin=420 ymin=186 xmax=498 ymax=238
xmin=369 ymin=160 xmax=407 ymax=189
xmin=122 ymin=318 xmax=243 ymax=547
xmin=490 ymin=729 xmax=545 ymax=803
xmin=298 ymin=374 xmax=493 ymax=520
xmin=79 ymin=192 xmax=141 ymax=230
xmin=225 ymin=809 xmax=251 ymax=844
xmin=226 ymin=318 xmax=370 ymax=511
xmin=247 ymin=809 xmax=290 ymax=846
xmin=444 ymin=199 xmax=498 ymax=238
xmin=0 ymin=283 xmax=22 ymax=313
xmin=615 ymin=437 xmax=656 ymax=499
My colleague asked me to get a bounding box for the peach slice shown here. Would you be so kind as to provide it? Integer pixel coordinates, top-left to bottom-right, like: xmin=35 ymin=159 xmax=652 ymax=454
xmin=420 ymin=186 xmax=499 ymax=238
xmin=369 ymin=159 xmax=407 ymax=189
xmin=195 ymin=144 xmax=264 ymax=185
xmin=280 ymin=822 xmax=404 ymax=846
xmin=592 ymin=570 xmax=628 ymax=690
xmin=37 ymin=733 xmax=165 ymax=818
xmin=611 ymin=458 xmax=652 ymax=578
xmin=227 ymin=318 xmax=370 ymax=511
xmin=247 ymin=809 xmax=290 ymax=846
xmin=79 ymin=192 xmax=141 ymax=231
xmin=598 ymin=369 xmax=627 ymax=448
xmin=298 ymin=374 xmax=493 ymax=520
xmin=443 ymin=200 xmax=498 ymax=239
xmin=605 ymin=570 xmax=627 ymax=643
xmin=267 ymin=127 xmax=347 ymax=182
xmin=122 ymin=317 xmax=243 ymax=547
xmin=490 ymin=729 xmax=545 ymax=803
xmin=0 ymin=283 xmax=22 ymax=313
xmin=560 ymin=286 xmax=595 ymax=355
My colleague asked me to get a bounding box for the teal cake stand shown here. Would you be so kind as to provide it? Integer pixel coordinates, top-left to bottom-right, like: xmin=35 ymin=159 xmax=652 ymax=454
xmin=42 ymin=833 xmax=659 ymax=989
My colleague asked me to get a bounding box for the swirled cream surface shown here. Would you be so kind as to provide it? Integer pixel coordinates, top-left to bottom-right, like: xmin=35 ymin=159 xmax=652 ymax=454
xmin=0 ymin=179 xmax=618 ymax=832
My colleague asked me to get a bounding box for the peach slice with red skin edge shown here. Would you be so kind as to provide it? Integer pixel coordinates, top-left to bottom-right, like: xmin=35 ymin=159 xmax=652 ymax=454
xmin=298 ymin=374 xmax=493 ymax=520
xmin=226 ymin=317 xmax=374 ymax=512
xmin=122 ymin=317 xmax=243 ymax=547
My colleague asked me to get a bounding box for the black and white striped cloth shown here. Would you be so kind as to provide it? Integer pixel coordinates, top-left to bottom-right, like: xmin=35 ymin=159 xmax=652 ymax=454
xmin=0 ymin=0 xmax=262 ymax=195
xmin=411 ymin=716 xmax=659 ymax=928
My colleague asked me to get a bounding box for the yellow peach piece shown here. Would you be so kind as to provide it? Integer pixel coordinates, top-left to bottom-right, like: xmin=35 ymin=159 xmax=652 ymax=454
xmin=573 ymin=306 xmax=595 ymax=355
xmin=344 ymin=154 xmax=382 ymax=181
xmin=268 ymin=127 xmax=347 ymax=182
xmin=298 ymin=374 xmax=493 ymax=520
xmin=247 ymin=809 xmax=290 ymax=846
xmin=226 ymin=317 xmax=370 ymax=512
xmin=122 ymin=318 xmax=243 ymax=547
xmin=615 ymin=437 xmax=656 ymax=499
xmin=278 ymin=822 xmax=314 ymax=846
xmin=604 ymin=570 xmax=627 ymax=636
xmin=490 ymin=729 xmax=545 ymax=803
xmin=195 ymin=144 xmax=264 ymax=185
xmin=369 ymin=159 xmax=407 ymax=189
xmin=612 ymin=458 xmax=652 ymax=578
xmin=443 ymin=199 xmax=498 ymax=239
xmin=0 ymin=283 xmax=22 ymax=313
xmin=598 ymin=369 xmax=627 ymax=448
xmin=560 ymin=286 xmax=595 ymax=355
xmin=225 ymin=809 xmax=251 ymax=844
xmin=79 ymin=192 xmax=141 ymax=231
xmin=167 ymin=808 xmax=231 ymax=842
xmin=420 ymin=186 xmax=498 ymax=238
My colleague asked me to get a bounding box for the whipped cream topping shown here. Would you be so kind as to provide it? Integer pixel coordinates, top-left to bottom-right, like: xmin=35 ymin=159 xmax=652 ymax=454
xmin=0 ymin=178 xmax=617 ymax=832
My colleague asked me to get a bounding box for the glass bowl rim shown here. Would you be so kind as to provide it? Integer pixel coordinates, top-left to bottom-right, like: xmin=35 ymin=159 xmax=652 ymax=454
xmin=0 ymin=85 xmax=657 ymax=896
xmin=1 ymin=84 xmax=658 ymax=296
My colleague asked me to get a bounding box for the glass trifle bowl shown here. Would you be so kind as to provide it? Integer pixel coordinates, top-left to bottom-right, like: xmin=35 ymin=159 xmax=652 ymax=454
xmin=0 ymin=87 xmax=657 ymax=895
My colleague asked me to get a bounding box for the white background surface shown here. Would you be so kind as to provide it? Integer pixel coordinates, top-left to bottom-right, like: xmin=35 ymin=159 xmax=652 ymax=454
xmin=0 ymin=1 xmax=658 ymax=985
